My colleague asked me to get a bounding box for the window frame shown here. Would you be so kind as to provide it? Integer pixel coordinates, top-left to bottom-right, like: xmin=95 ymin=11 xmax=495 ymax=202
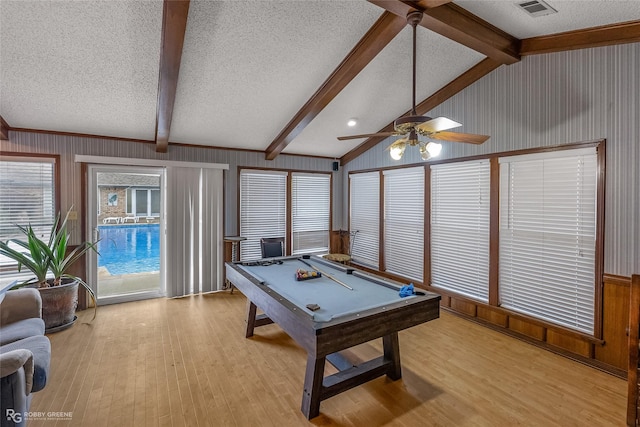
xmin=0 ymin=151 xmax=60 ymax=280
xmin=430 ymin=159 xmax=491 ymax=302
xmin=498 ymin=147 xmax=599 ymax=335
xmin=237 ymin=167 xmax=333 ymax=261
xmin=349 ymin=171 xmax=381 ymax=269
xmin=126 ymin=187 xmax=161 ymax=217
xmin=346 ymin=140 xmax=605 ymax=339
xmin=383 ymin=166 xmax=426 ymax=282
xmin=291 ymin=172 xmax=331 ymax=255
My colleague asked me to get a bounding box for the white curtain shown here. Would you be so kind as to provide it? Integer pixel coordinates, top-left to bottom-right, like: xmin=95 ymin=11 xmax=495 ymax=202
xmin=166 ymin=167 xmax=224 ymax=297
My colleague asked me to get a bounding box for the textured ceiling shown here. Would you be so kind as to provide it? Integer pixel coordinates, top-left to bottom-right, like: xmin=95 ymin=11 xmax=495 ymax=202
xmin=456 ymin=0 xmax=640 ymax=39
xmin=170 ymin=0 xmax=382 ymax=150
xmin=283 ymin=26 xmax=484 ymax=157
xmin=1 ymin=0 xmax=638 ymax=158
xmin=0 ymin=0 xmax=163 ymax=140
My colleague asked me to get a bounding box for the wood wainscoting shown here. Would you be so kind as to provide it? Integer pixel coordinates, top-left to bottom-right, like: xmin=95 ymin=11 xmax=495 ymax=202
xmin=428 ymin=273 xmax=632 ymax=378
xmin=329 ymin=230 xmax=351 ymax=255
xmin=627 ymin=274 xmax=640 ymax=426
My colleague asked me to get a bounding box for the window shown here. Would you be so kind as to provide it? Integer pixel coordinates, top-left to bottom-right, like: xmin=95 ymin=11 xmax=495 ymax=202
xmin=126 ymin=188 xmax=161 ymax=217
xmin=499 ymin=147 xmax=597 ymax=334
xmin=350 ymin=172 xmax=380 ymax=269
xmin=0 ymin=156 xmax=56 ymax=280
xmin=384 ymin=167 xmax=424 ymax=281
xmin=240 ymin=170 xmax=287 ymax=260
xmin=239 ymin=169 xmax=331 ymax=260
xmin=346 ymin=142 xmax=601 ymax=335
xmin=291 ymin=173 xmax=330 ymax=255
xmin=431 ymin=160 xmax=490 ymax=301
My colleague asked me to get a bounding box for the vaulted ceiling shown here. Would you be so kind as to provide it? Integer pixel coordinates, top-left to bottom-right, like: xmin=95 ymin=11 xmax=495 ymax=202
xmin=1 ymin=0 xmax=639 ymax=164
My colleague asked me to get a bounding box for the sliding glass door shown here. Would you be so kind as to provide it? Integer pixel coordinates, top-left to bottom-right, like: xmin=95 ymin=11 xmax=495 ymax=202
xmin=87 ymin=165 xmax=165 ymax=305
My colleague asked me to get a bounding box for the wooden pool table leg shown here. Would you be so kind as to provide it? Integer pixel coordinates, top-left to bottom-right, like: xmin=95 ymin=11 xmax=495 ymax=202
xmin=245 ymin=300 xmax=258 ymax=338
xmin=245 ymin=300 xmax=274 ymax=338
xmin=301 ymin=354 xmax=326 ymax=419
xmin=383 ymin=332 xmax=402 ymax=380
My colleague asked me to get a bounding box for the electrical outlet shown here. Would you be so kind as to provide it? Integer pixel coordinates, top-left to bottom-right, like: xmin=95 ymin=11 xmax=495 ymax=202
xmin=67 ymin=211 xmax=78 ymax=220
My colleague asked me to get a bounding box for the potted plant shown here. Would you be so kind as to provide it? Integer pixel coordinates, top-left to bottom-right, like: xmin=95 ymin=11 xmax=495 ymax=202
xmin=0 ymin=210 xmax=98 ymax=332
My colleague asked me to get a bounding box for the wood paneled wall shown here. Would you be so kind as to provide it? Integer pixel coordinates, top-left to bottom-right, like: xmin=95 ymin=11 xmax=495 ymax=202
xmin=329 ymin=230 xmax=351 ymax=255
xmin=0 ymin=132 xmax=340 ymax=244
xmin=430 ymin=273 xmax=631 ymax=376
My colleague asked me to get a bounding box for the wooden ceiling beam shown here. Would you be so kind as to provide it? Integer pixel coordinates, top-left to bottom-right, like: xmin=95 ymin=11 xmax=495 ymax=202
xmin=340 ymin=57 xmax=501 ymax=165
xmin=264 ymin=11 xmax=406 ymax=161
xmin=155 ymin=0 xmax=190 ymax=153
xmin=521 ymin=20 xmax=640 ymax=56
xmin=369 ymin=1 xmax=520 ymax=65
xmin=413 ymin=0 xmax=453 ymax=7
xmin=0 ymin=115 xmax=9 ymax=140
xmin=339 ymin=8 xmax=638 ymax=164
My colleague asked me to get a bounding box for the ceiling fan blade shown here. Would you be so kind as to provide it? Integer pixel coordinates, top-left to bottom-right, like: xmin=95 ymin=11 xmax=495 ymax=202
xmin=429 ymin=131 xmax=490 ymax=145
xmin=337 ymin=132 xmax=398 ymax=141
xmin=415 ymin=117 xmax=462 ymax=133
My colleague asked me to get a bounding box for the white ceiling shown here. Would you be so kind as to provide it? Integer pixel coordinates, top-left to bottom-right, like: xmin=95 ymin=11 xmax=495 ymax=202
xmin=456 ymin=0 xmax=640 ymax=39
xmin=1 ymin=0 xmax=639 ymax=158
xmin=0 ymin=0 xmax=162 ymax=140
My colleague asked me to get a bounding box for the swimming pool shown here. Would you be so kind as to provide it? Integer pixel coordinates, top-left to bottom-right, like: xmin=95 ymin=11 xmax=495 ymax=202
xmin=98 ymin=224 xmax=160 ymax=275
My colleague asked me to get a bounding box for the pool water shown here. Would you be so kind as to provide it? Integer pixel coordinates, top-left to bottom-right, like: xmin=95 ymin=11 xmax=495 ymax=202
xmin=98 ymin=224 xmax=160 ymax=275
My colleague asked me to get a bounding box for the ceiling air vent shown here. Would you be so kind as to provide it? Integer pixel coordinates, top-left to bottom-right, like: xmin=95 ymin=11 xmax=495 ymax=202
xmin=516 ymin=0 xmax=558 ymax=17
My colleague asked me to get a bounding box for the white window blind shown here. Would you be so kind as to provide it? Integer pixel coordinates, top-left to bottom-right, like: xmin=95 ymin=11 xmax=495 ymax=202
xmin=499 ymin=147 xmax=597 ymax=334
xmin=383 ymin=167 xmax=424 ymax=281
xmin=240 ymin=170 xmax=287 ymax=260
xmin=0 ymin=157 xmax=56 ymax=283
xmin=350 ymin=172 xmax=379 ymax=269
xmin=0 ymin=157 xmax=55 ymax=241
xmin=431 ymin=160 xmax=490 ymax=302
xmin=291 ymin=173 xmax=330 ymax=255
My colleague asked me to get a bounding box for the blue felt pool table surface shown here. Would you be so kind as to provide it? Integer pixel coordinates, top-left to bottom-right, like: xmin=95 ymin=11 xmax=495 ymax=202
xmin=237 ymin=257 xmax=415 ymax=322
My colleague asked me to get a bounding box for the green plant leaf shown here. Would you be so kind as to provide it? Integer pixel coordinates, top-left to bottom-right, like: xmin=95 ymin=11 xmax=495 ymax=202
xmin=0 ymin=207 xmax=100 ymax=325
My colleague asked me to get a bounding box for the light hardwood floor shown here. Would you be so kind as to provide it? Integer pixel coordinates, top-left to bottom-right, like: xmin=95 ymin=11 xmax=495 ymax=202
xmin=31 ymin=292 xmax=626 ymax=426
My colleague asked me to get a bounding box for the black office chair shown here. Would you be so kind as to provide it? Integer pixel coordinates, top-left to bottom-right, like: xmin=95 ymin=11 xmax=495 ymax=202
xmin=260 ymin=237 xmax=284 ymax=258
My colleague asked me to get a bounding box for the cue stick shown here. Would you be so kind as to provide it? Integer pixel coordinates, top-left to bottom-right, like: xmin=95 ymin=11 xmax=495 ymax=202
xmin=298 ymin=258 xmax=353 ymax=291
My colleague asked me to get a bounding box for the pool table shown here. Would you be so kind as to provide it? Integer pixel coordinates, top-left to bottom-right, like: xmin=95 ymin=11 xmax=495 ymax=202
xmin=225 ymin=255 xmax=441 ymax=419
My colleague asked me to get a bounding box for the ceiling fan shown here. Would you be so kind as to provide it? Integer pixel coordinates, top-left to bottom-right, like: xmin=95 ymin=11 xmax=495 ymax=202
xmin=338 ymin=10 xmax=490 ymax=160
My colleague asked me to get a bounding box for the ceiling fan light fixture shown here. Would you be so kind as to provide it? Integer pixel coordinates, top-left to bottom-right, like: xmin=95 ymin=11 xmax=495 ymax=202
xmin=336 ymin=10 xmax=489 ymax=149
xmin=419 ymin=144 xmax=431 ymax=161
xmin=347 ymin=118 xmax=357 ymax=127
xmin=419 ymin=142 xmax=442 ymax=161
xmin=426 ymin=141 xmax=442 ymax=157
xmin=389 ymin=140 xmax=406 ymax=160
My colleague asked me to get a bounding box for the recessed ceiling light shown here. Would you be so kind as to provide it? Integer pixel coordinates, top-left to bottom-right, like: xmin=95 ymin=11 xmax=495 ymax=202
xmin=347 ymin=118 xmax=357 ymax=127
